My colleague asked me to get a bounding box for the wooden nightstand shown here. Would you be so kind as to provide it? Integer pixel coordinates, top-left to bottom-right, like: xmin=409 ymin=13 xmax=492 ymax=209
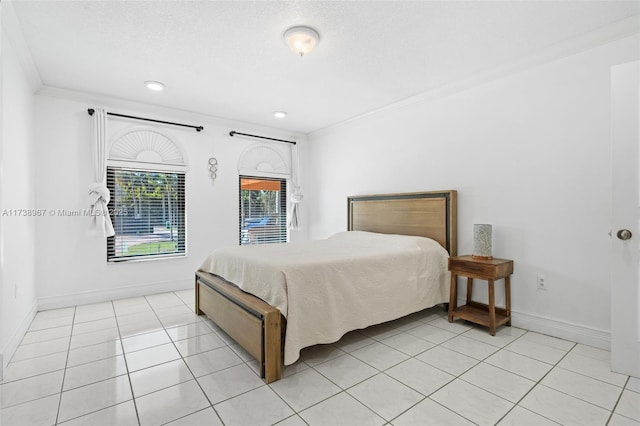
xmin=448 ymin=255 xmax=514 ymax=335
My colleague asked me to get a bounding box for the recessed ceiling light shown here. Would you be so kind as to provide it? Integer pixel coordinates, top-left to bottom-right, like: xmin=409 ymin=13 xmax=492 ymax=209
xmin=273 ymin=111 xmax=287 ymax=119
xmin=145 ymin=81 xmax=165 ymax=91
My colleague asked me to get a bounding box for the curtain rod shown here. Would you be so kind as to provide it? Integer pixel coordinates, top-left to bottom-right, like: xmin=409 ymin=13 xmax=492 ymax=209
xmin=87 ymin=108 xmax=203 ymax=132
xmin=229 ymin=130 xmax=296 ymax=145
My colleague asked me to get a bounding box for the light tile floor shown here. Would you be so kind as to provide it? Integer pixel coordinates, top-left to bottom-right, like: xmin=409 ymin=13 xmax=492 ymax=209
xmin=1 ymin=288 xmax=639 ymax=426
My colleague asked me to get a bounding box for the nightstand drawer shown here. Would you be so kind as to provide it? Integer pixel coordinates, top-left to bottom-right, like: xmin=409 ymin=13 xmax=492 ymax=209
xmin=448 ymin=256 xmax=513 ymax=279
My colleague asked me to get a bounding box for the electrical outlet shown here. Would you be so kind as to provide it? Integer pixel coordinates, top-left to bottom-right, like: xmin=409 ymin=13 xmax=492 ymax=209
xmin=537 ymin=274 xmax=547 ymax=290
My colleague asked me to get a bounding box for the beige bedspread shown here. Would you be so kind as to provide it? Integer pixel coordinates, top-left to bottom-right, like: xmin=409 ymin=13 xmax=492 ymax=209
xmin=199 ymin=231 xmax=450 ymax=365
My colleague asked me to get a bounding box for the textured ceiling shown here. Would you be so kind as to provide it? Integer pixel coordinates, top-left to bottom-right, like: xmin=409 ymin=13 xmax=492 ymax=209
xmin=9 ymin=1 xmax=640 ymax=134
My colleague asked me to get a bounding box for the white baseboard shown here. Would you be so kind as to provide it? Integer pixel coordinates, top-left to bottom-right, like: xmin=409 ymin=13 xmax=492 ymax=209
xmin=456 ymin=297 xmax=611 ymax=350
xmin=38 ymin=278 xmax=193 ymax=311
xmin=511 ymin=310 xmax=610 ymax=350
xmin=1 ymin=300 xmax=38 ymax=379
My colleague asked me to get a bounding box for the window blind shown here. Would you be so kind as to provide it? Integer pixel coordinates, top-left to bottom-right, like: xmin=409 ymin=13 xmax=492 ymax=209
xmin=107 ymin=167 xmax=186 ymax=261
xmin=239 ymin=177 xmax=287 ymax=245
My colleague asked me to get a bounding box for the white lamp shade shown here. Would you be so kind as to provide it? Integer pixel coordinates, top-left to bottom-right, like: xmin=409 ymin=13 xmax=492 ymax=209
xmin=472 ymin=224 xmax=493 ymax=260
xmin=284 ymin=26 xmax=319 ymax=56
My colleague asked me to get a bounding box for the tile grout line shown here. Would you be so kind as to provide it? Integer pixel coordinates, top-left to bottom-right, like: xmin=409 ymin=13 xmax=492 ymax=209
xmin=148 ymin=291 xmax=227 ymax=426
xmin=400 ymin=327 xmax=595 ymax=425
xmin=52 ymin=303 xmax=135 ymax=425
xmin=53 ymin=305 xmax=77 ymax=426
xmin=298 ymin=311 xmax=498 ymax=423
xmin=113 ymin=298 xmax=142 ymax=426
xmin=605 ymin=375 xmax=631 ymax=425
xmin=306 ymin=354 xmax=387 ymax=419
xmin=303 ymin=315 xmax=492 ymax=423
xmin=530 ymin=360 xmax=627 ymax=415
xmin=492 ymin=338 xmax=578 ymax=425
xmin=300 ymin=315 xmax=481 ymax=424
xmin=431 ymin=330 xmax=535 ymax=425
xmin=173 ymin=290 xmax=233 ymax=425
xmin=6 ymin=295 xmax=221 ymax=424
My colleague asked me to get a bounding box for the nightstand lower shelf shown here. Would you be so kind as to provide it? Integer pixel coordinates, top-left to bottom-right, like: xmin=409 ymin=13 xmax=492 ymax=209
xmin=450 ymin=302 xmax=510 ymax=330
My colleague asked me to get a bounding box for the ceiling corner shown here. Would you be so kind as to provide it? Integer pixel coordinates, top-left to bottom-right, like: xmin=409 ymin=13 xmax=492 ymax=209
xmin=1 ymin=1 xmax=43 ymax=91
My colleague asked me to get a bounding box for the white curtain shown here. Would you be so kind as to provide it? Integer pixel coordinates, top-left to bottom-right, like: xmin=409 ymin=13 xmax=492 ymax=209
xmin=88 ymin=108 xmax=115 ymax=237
xmin=288 ymin=143 xmax=303 ymax=230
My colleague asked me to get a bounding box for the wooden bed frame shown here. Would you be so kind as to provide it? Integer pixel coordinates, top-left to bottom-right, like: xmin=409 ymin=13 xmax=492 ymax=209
xmin=195 ymin=190 xmax=457 ymax=383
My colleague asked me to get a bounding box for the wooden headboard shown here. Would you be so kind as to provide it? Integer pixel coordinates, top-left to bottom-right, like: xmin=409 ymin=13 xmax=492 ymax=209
xmin=347 ymin=190 xmax=457 ymax=255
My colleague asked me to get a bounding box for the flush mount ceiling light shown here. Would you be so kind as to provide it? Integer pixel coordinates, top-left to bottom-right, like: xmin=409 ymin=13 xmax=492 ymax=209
xmin=145 ymin=81 xmax=165 ymax=91
xmin=283 ymin=26 xmax=320 ymax=57
xmin=273 ymin=111 xmax=287 ymax=119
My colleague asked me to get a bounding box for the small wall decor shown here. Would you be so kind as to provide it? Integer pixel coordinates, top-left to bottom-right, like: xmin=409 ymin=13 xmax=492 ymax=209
xmin=472 ymin=224 xmax=493 ymax=260
xmin=208 ymin=158 xmax=218 ymax=182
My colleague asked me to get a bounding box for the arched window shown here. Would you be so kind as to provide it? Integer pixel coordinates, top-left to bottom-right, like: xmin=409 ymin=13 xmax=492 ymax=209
xmin=106 ymin=128 xmax=188 ymax=261
xmin=237 ymin=145 xmax=289 ymax=245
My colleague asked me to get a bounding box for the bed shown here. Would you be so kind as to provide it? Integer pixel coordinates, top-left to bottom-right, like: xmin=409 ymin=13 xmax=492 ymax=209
xmin=195 ymin=190 xmax=457 ymax=383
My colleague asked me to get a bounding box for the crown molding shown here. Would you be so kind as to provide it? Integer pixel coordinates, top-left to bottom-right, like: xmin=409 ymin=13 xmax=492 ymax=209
xmin=311 ymin=14 xmax=640 ymax=138
xmin=1 ymin=2 xmax=42 ymax=90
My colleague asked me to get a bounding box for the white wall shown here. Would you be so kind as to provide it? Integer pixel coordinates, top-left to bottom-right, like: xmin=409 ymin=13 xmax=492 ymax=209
xmin=34 ymin=93 xmax=308 ymax=309
xmin=307 ymin=34 xmax=640 ymax=349
xmin=0 ymin=8 xmax=39 ymax=375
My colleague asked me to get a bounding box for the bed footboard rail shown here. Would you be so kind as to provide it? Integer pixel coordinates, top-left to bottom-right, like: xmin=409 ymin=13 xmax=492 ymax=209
xmin=195 ymin=271 xmax=282 ymax=383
